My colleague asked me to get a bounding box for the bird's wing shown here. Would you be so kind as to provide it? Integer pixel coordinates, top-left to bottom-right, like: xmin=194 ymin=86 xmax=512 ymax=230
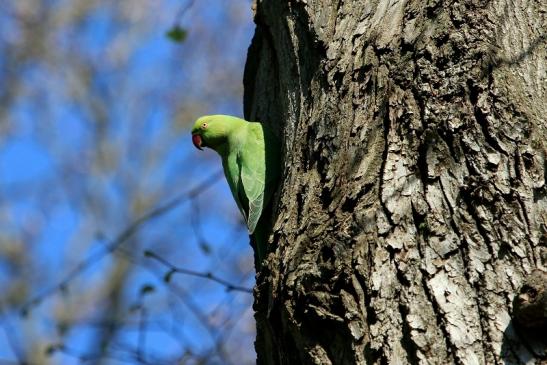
xmin=237 ymin=123 xmax=266 ymax=234
xmin=222 ymin=151 xmax=248 ymax=223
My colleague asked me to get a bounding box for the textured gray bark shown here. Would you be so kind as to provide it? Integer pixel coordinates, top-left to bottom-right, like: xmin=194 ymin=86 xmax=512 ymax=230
xmin=243 ymin=0 xmax=546 ymax=364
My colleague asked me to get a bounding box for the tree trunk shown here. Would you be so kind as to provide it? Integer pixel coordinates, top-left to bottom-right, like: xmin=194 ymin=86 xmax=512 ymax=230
xmin=243 ymin=0 xmax=546 ymax=364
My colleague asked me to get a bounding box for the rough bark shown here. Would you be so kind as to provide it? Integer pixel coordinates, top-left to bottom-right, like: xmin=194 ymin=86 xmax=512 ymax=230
xmin=243 ymin=0 xmax=546 ymax=364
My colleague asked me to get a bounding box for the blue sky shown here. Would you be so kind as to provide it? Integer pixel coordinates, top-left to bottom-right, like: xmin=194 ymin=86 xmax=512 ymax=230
xmin=0 ymin=1 xmax=256 ymax=363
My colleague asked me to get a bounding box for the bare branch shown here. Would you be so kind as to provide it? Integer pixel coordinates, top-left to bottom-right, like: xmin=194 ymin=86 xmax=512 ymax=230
xmin=173 ymin=0 xmax=196 ymax=26
xmin=20 ymin=170 xmax=224 ymax=315
xmin=144 ymin=250 xmax=253 ymax=294
xmin=115 ymin=246 xmax=237 ymax=364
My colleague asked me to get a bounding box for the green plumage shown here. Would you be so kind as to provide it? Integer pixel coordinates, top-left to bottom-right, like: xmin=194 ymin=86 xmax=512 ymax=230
xmin=191 ymin=115 xmax=280 ymax=265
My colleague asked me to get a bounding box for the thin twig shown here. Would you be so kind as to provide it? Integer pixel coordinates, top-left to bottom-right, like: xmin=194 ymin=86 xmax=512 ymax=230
xmin=161 ymin=279 xmax=234 ymax=365
xmin=173 ymin=0 xmax=196 ymax=26
xmin=115 ymin=246 xmax=234 ymax=364
xmin=20 ymin=170 xmax=223 ymax=315
xmin=137 ymin=304 xmax=148 ymax=362
xmin=190 ymin=198 xmax=211 ymax=252
xmin=144 ymin=251 xmax=253 ymax=294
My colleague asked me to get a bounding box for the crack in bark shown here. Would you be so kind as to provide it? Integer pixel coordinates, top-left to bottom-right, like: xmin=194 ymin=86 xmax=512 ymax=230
xmin=378 ymin=99 xmax=395 ymax=229
xmin=461 ymin=154 xmax=497 ymax=260
xmin=472 ymin=280 xmax=497 ymax=362
xmin=419 ymin=268 xmax=459 ymax=364
xmin=467 ymin=80 xmax=508 ymax=156
xmin=514 ymin=191 xmax=537 ymax=266
xmin=397 ymin=302 xmax=420 ymax=365
xmin=440 ymin=173 xmax=493 ymax=359
xmin=356 ymin=271 xmax=381 ymax=364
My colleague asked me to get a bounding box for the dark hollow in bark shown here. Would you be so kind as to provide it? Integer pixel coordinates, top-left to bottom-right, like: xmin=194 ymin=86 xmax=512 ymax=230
xmin=512 ymin=269 xmax=547 ymax=329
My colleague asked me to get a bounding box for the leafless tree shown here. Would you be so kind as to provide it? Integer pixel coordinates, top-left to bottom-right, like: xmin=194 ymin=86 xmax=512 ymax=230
xmin=0 ymin=1 xmax=257 ymax=364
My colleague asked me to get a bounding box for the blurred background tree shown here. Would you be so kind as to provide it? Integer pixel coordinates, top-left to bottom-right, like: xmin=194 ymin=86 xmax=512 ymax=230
xmin=0 ymin=0 xmax=256 ymax=364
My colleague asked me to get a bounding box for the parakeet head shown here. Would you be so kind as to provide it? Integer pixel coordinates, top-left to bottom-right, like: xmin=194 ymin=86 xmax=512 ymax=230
xmin=191 ymin=115 xmax=242 ymax=151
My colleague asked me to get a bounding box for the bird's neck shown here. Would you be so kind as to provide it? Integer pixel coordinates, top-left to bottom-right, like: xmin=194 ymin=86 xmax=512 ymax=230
xmin=211 ymin=127 xmax=246 ymax=157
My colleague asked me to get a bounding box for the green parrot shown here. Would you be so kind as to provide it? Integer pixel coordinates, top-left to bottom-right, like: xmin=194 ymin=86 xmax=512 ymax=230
xmin=191 ymin=115 xmax=280 ymax=266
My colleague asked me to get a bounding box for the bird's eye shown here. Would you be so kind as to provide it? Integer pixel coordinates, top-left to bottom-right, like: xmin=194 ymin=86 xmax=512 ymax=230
xmin=201 ymin=122 xmax=208 ymax=129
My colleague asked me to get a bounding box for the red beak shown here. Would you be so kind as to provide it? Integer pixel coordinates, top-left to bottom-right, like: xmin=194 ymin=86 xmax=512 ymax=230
xmin=192 ymin=134 xmax=203 ymax=150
